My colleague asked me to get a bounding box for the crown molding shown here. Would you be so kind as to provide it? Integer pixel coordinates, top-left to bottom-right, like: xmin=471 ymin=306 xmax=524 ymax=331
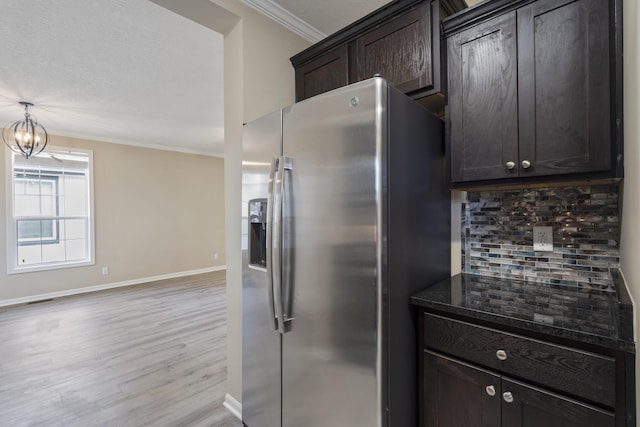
xmin=241 ymin=0 xmax=326 ymax=42
xmin=46 ymin=129 xmax=224 ymax=158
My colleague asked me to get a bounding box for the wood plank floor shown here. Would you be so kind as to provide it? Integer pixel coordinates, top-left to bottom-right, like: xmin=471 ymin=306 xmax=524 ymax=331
xmin=0 ymin=271 xmax=242 ymax=427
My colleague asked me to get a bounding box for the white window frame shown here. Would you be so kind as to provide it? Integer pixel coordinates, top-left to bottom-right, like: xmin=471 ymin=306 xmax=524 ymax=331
xmin=5 ymin=146 xmax=95 ymax=274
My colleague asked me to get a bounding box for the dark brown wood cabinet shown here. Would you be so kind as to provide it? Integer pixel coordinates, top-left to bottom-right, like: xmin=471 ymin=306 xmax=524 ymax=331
xmin=353 ymin=2 xmax=438 ymax=95
xmin=502 ymin=378 xmax=615 ymax=427
xmin=444 ymin=0 xmax=623 ymax=186
xmin=517 ymin=0 xmax=612 ymax=178
xmin=291 ymin=0 xmax=463 ymax=113
xmin=419 ymin=312 xmax=633 ymax=427
xmin=294 ymin=46 xmax=349 ymax=102
xmin=423 ymin=350 xmax=501 ymax=426
xmin=447 ymin=11 xmax=518 ymax=182
xmin=424 ymin=351 xmax=615 ymax=427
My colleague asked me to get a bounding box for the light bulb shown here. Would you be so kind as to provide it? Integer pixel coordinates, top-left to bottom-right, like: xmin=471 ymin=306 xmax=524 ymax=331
xmin=15 ymin=132 xmax=22 ymax=141
xmin=24 ymin=133 xmax=31 ymax=141
xmin=35 ymin=134 xmax=41 ymax=143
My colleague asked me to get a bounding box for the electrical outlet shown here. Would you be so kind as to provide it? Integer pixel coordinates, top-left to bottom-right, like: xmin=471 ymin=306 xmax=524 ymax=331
xmin=533 ymin=226 xmax=553 ymax=252
xmin=102 ymin=266 xmax=109 ymax=275
xmin=214 ymin=253 xmax=219 ymax=260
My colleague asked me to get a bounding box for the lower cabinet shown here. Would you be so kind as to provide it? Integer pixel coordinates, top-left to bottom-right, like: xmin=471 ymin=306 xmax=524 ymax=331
xmin=423 ymin=350 xmax=615 ymax=427
xmin=419 ymin=312 xmax=633 ymax=426
xmin=502 ymin=377 xmax=614 ymax=427
xmin=423 ymin=350 xmax=500 ymax=426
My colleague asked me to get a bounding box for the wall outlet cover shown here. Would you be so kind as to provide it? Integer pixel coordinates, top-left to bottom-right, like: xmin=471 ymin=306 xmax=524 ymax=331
xmin=533 ymin=226 xmax=553 ymax=252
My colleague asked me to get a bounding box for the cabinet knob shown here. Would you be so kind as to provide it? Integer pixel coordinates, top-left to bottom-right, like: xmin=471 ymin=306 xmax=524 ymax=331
xmin=505 ymin=161 xmax=516 ymax=170
xmin=521 ymin=160 xmax=531 ymax=169
xmin=503 ymin=392 xmax=514 ymax=403
xmin=485 ymin=385 xmax=496 ymax=397
xmin=496 ymin=350 xmax=508 ymax=361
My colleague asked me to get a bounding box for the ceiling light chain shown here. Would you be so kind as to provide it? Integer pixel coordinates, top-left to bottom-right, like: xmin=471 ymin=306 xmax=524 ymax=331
xmin=2 ymin=101 xmax=49 ymax=159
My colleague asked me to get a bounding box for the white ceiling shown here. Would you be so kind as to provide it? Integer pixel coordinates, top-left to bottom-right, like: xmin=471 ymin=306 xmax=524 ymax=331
xmin=0 ymin=0 xmax=224 ymax=156
xmin=0 ymin=0 xmax=421 ymax=158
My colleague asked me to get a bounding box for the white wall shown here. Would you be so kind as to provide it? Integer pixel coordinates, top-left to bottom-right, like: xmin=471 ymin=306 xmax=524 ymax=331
xmin=0 ymin=134 xmax=226 ymax=301
xmin=620 ymin=0 xmax=640 ymax=413
xmin=148 ymin=0 xmax=310 ymax=406
xmin=202 ymin=0 xmax=314 ymax=404
xmin=215 ymin=0 xmax=311 ymax=402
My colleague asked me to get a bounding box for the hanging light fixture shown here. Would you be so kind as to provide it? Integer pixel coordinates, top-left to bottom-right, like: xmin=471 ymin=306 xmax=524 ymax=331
xmin=2 ymin=101 xmax=49 ymax=159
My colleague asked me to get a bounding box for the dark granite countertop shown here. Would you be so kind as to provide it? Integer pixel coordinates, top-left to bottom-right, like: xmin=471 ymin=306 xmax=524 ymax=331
xmin=411 ymin=270 xmax=635 ymax=353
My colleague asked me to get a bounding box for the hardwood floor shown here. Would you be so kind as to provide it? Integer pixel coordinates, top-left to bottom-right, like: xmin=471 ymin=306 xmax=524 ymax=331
xmin=0 ymin=271 xmax=242 ymax=427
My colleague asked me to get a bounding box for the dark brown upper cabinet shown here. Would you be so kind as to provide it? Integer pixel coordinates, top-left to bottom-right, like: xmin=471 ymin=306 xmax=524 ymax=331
xmin=447 ymin=11 xmax=518 ymax=182
xmin=291 ymin=0 xmax=464 ymax=114
xmin=444 ymin=0 xmax=623 ymax=187
xmin=295 ymin=46 xmax=349 ymax=102
xmin=353 ymin=2 xmax=436 ymax=95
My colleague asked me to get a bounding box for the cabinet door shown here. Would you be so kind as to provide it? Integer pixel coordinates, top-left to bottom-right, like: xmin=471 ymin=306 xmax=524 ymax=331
xmin=295 ymin=45 xmax=349 ymax=102
xmin=501 ymin=378 xmax=615 ymax=427
xmin=447 ymin=12 xmax=518 ymax=183
xmin=354 ymin=2 xmax=437 ymax=95
xmin=423 ymin=350 xmax=501 ymax=427
xmin=517 ymin=0 xmax=611 ymax=177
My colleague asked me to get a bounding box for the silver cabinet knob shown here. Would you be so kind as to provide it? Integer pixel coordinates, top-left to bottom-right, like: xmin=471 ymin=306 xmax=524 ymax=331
xmin=496 ymin=350 xmax=507 ymax=361
xmin=505 ymin=161 xmax=516 ymax=170
xmin=485 ymin=385 xmax=496 ymax=396
xmin=521 ymin=160 xmax=531 ymax=169
xmin=503 ymin=392 xmax=514 ymax=403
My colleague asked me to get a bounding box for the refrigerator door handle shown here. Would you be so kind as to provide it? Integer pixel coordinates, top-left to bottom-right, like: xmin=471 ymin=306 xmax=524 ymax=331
xmin=280 ymin=156 xmax=294 ymax=330
xmin=266 ymin=157 xmax=279 ymax=331
xmin=272 ymin=158 xmax=284 ymax=333
xmin=273 ymin=156 xmax=293 ymax=333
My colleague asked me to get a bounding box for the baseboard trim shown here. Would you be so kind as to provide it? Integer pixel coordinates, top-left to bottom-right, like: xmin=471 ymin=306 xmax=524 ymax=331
xmin=223 ymin=393 xmax=242 ymax=420
xmin=0 ymin=266 xmax=227 ymax=308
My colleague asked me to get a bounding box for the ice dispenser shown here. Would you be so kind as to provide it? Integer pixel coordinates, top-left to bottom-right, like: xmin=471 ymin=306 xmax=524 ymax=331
xmin=248 ymin=198 xmax=267 ymax=268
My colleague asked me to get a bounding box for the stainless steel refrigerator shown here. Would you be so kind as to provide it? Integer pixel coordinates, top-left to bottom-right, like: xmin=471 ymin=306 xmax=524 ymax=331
xmin=241 ymin=78 xmax=450 ymax=427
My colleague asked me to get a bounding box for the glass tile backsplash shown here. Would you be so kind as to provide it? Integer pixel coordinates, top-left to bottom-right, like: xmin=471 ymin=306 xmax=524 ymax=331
xmin=461 ymin=184 xmax=621 ymax=288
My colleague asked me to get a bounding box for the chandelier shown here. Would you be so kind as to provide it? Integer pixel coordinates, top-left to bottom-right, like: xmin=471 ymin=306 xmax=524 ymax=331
xmin=2 ymin=101 xmax=49 ymax=159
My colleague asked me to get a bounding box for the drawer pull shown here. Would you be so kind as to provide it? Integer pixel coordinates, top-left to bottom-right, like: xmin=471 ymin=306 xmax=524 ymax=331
xmin=485 ymin=385 xmax=496 ymax=396
xmin=496 ymin=350 xmax=508 ymax=361
xmin=503 ymin=391 xmax=514 ymax=403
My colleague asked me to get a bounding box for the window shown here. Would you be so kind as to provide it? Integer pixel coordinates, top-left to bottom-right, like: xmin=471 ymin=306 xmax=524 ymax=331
xmin=15 ymin=173 xmax=59 ymax=244
xmin=6 ymin=147 xmax=94 ymax=273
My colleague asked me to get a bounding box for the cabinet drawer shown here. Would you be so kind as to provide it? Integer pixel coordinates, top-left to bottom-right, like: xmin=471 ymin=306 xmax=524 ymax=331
xmin=423 ymin=313 xmax=616 ymax=407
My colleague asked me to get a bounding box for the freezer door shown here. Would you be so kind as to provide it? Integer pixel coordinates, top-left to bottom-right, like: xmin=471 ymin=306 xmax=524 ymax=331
xmin=242 ymin=110 xmax=282 ymax=427
xmin=281 ymin=79 xmax=386 ymax=427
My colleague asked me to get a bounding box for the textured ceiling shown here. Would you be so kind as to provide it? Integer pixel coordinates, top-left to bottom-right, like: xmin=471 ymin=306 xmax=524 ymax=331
xmin=0 ymin=0 xmax=224 ymax=156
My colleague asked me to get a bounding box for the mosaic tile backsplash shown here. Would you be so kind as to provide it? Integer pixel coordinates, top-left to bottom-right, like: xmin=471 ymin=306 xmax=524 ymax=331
xmin=461 ymin=184 xmax=621 ymax=288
